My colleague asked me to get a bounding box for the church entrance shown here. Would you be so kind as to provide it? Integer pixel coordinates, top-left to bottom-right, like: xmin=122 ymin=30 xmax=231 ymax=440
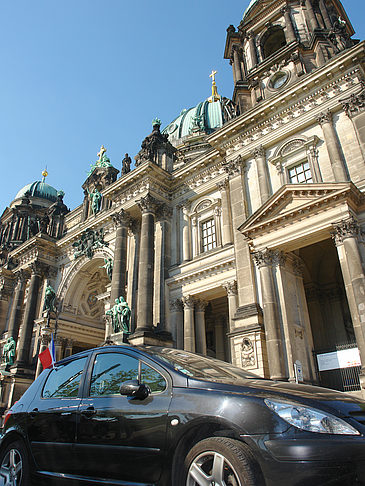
xmin=299 ymin=239 xmax=361 ymax=391
xmin=205 ymin=296 xmax=230 ymax=362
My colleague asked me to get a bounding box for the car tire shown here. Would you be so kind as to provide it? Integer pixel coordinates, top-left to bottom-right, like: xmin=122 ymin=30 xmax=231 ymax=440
xmin=182 ymin=437 xmax=264 ymax=486
xmin=0 ymin=439 xmax=30 ymax=486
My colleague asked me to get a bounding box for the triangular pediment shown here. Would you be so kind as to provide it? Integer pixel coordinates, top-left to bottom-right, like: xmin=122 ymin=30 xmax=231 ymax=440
xmin=240 ymin=183 xmax=363 ymax=236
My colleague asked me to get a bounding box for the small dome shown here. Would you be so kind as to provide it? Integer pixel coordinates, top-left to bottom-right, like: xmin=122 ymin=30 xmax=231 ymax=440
xmin=15 ymin=181 xmax=59 ymax=202
xmin=162 ymin=99 xmax=224 ymax=145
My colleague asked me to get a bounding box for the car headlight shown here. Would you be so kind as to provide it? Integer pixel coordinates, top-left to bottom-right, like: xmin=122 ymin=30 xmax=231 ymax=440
xmin=265 ymin=398 xmax=360 ymax=435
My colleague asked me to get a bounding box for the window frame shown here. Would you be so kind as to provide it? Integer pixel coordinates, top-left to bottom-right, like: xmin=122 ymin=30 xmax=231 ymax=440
xmin=41 ymin=355 xmax=89 ymax=400
xmin=190 ymin=198 xmax=222 ymax=258
xmin=85 ymin=349 xmax=170 ymax=399
xmin=200 ymin=217 xmax=217 ymax=253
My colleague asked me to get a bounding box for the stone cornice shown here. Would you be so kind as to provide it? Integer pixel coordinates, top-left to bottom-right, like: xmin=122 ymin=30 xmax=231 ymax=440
xmin=166 ymin=251 xmax=235 ymax=287
xmin=240 ymin=183 xmax=365 ymax=239
xmin=7 ymin=234 xmax=58 ymax=271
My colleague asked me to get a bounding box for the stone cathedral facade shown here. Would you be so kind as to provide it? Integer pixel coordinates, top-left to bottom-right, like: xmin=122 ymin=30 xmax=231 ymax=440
xmin=1 ymin=0 xmax=365 ymax=409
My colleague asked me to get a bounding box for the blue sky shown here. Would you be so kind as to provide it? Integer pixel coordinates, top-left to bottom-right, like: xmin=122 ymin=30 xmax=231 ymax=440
xmin=1 ymin=0 xmax=364 ymax=213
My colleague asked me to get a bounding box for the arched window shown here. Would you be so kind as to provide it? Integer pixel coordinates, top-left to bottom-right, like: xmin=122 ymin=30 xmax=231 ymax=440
xmin=262 ymin=27 xmax=286 ymax=59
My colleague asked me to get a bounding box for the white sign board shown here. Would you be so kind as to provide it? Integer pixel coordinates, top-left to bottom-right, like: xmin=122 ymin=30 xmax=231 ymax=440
xmin=294 ymin=360 xmax=303 ymax=383
xmin=317 ymin=348 xmax=361 ymax=372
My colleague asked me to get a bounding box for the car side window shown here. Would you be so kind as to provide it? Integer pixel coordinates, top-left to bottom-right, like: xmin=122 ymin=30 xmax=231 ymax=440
xmin=141 ymin=362 xmax=166 ymax=393
xmin=90 ymin=353 xmax=139 ymax=397
xmin=42 ymin=357 xmax=87 ymax=399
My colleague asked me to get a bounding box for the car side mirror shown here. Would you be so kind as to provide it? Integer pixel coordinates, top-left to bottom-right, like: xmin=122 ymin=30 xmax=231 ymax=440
xmin=120 ymin=379 xmax=150 ymax=399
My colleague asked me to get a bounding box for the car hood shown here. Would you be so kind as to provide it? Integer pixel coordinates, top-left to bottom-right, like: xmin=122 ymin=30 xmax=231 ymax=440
xmin=188 ymin=377 xmax=365 ymax=417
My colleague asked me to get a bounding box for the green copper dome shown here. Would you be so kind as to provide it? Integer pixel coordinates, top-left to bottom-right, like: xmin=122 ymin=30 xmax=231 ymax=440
xmin=162 ymin=99 xmax=224 ymax=144
xmin=15 ymin=181 xmax=59 ymax=202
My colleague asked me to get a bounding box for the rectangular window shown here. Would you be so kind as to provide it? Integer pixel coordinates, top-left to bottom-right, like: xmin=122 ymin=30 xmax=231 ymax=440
xmin=201 ymin=218 xmax=217 ymax=252
xmin=288 ymin=162 xmax=313 ymax=184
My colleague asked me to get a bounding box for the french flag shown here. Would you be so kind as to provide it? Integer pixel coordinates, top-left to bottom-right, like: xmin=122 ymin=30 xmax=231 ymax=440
xmin=38 ymin=334 xmax=56 ymax=369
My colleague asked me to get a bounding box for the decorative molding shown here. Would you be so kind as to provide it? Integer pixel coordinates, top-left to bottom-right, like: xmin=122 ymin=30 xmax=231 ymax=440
xmin=331 ymin=216 xmax=362 ymax=245
xmin=252 ymin=248 xmax=285 ymax=267
xmin=223 ymin=280 xmax=238 ymax=296
xmin=341 ymin=89 xmax=365 ymax=118
xmin=137 ymin=193 xmax=160 ymax=214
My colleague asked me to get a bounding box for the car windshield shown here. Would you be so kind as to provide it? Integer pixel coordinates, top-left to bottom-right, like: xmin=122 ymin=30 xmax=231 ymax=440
xmin=141 ymin=347 xmax=260 ymax=382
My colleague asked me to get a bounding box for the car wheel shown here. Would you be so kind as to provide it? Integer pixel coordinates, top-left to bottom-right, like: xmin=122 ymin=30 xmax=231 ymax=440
xmin=0 ymin=440 xmax=30 ymax=486
xmin=183 ymin=437 xmax=264 ymax=486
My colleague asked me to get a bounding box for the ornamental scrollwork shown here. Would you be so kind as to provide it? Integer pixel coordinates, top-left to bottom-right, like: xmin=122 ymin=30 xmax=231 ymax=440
xmin=72 ymin=227 xmax=109 ymax=260
xmin=331 ymin=216 xmax=362 ymax=246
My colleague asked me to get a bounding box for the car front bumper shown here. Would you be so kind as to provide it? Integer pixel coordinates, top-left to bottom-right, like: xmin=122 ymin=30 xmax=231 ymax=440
xmin=243 ymin=434 xmax=365 ymax=486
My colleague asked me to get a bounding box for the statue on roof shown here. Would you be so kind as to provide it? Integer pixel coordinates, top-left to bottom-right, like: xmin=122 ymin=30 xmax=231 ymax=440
xmin=135 ymin=119 xmax=176 ymax=166
xmin=87 ymin=187 xmax=102 ymax=215
xmin=121 ymin=153 xmax=131 ymax=175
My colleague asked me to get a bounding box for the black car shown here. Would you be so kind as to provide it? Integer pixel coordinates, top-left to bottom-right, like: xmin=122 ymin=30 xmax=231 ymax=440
xmin=1 ymin=345 xmax=365 ymax=486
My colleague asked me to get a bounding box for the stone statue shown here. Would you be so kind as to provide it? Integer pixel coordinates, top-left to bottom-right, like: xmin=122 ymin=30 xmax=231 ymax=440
xmin=122 ymin=153 xmax=131 ymax=175
xmin=39 ymin=214 xmax=50 ymax=234
xmin=100 ymin=257 xmax=113 ymax=280
xmin=44 ymin=285 xmax=56 ymax=313
xmin=73 ymin=227 xmax=108 ymax=260
xmin=329 ymin=17 xmax=353 ymax=52
xmin=106 ymin=296 xmax=131 ymax=335
xmin=87 ymin=188 xmax=102 ymax=215
xmin=2 ymin=337 xmax=16 ymax=366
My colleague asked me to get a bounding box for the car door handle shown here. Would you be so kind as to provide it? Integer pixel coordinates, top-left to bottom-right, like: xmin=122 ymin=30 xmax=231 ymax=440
xmin=81 ymin=406 xmax=96 ymax=418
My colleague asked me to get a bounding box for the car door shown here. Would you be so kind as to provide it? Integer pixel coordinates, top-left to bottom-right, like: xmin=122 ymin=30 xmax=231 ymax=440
xmin=26 ymin=355 xmax=89 ymax=474
xmin=75 ymin=349 xmax=172 ymax=484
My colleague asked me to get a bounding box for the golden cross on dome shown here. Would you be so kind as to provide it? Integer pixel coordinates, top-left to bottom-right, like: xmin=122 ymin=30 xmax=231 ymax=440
xmin=97 ymin=145 xmax=106 ymax=160
xmin=209 ymin=70 xmax=217 ymax=83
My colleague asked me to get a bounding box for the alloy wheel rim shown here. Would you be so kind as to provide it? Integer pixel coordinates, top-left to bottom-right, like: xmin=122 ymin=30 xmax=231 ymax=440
xmin=0 ymin=448 xmax=23 ymax=486
xmin=187 ymin=450 xmax=242 ymax=486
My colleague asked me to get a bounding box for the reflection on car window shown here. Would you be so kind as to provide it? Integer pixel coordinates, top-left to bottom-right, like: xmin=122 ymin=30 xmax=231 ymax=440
xmin=90 ymin=353 xmax=138 ymax=397
xmin=142 ymin=348 xmax=260 ymax=383
xmin=42 ymin=357 xmax=87 ymax=399
xmin=141 ymin=362 xmax=166 ymax=393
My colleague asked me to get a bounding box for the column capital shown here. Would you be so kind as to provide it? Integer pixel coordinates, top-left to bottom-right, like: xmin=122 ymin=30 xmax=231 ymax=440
xmin=281 ymin=4 xmax=291 ymax=14
xmin=195 ymin=299 xmax=208 ymax=312
xmin=252 ymin=248 xmax=286 ymax=267
xmin=251 ymin=145 xmax=266 ymax=159
xmin=316 ymin=110 xmax=332 ymax=126
xmin=246 ymin=31 xmax=255 ymax=40
xmin=223 ymin=155 xmax=244 ymax=176
xmin=331 ymin=216 xmax=361 ymax=245
xmin=156 ymin=204 xmax=173 ymax=221
xmin=169 ymin=299 xmax=183 ymax=312
xmin=112 ymin=208 xmax=131 ymax=228
xmin=29 ymin=261 xmax=48 ymax=277
xmin=182 ymin=295 xmax=195 ymax=309
xmin=341 ymin=90 xmax=365 ymax=119
xmin=217 ymin=179 xmax=230 ymax=192
xmin=223 ymin=280 xmax=238 ymax=296
xmin=137 ymin=193 xmax=160 ymax=215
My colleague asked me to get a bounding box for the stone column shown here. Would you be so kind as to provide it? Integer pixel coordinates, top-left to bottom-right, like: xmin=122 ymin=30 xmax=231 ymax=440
xmin=232 ymin=46 xmax=243 ymax=82
xmin=223 ymin=280 xmax=238 ymax=362
xmin=253 ymin=250 xmax=287 ymax=381
xmin=6 ymin=270 xmax=26 ymax=342
xmin=316 ymin=111 xmax=348 ymax=182
xmin=169 ymin=299 xmax=183 ymax=348
xmin=342 ymin=91 xmax=365 ymax=161
xmin=247 ymin=32 xmax=258 ymax=68
xmin=110 ymin=209 xmax=130 ymax=304
xmin=252 ymin=146 xmax=271 ymax=204
xmin=181 ymin=205 xmax=191 ymax=262
xmin=182 ymin=296 xmax=195 ymax=352
xmin=127 ymin=220 xmax=140 ymax=333
xmin=195 ymin=299 xmax=208 ymax=355
xmin=135 ymin=194 xmax=159 ymax=333
xmin=223 ymin=281 xmax=238 ymax=333
xmin=215 ymin=318 xmax=226 ymax=361
xmin=319 ymin=0 xmax=332 ymax=29
xmin=154 ymin=205 xmax=172 ymax=328
xmin=16 ymin=262 xmax=45 ymax=368
xmin=332 ymin=218 xmax=365 ymax=384
xmin=282 ymin=6 xmax=296 ymax=43
xmin=217 ymin=180 xmax=233 ymax=246
xmin=305 ymin=0 xmax=319 ymax=31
